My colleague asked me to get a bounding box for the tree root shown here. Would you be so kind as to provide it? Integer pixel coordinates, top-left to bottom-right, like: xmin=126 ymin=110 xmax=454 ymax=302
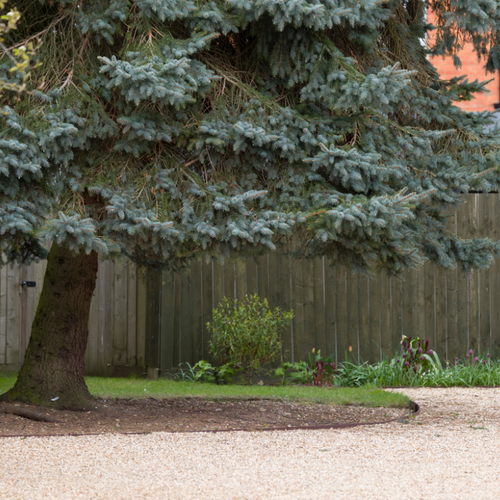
xmin=0 ymin=404 xmax=61 ymax=423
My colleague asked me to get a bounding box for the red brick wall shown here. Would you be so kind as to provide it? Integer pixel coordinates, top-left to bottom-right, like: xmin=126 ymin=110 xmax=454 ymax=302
xmin=431 ymin=50 xmax=499 ymax=112
xmin=428 ymin=13 xmax=499 ymax=112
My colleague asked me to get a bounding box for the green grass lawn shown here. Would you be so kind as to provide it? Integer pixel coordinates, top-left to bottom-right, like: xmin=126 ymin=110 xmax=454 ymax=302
xmin=0 ymin=375 xmax=409 ymax=408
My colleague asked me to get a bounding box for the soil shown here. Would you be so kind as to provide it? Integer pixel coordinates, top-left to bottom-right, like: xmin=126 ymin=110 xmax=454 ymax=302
xmin=0 ymin=398 xmax=407 ymax=437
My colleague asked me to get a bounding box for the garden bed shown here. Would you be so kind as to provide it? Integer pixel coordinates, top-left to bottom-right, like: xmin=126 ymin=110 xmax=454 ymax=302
xmin=0 ymin=397 xmax=409 ymax=437
xmin=0 ymin=376 xmax=410 ymax=437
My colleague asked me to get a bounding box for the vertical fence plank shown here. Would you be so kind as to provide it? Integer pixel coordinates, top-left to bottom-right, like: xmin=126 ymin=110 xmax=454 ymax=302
xmin=201 ymin=260 xmax=213 ymax=360
xmin=346 ymin=271 xmax=359 ymax=360
xmin=468 ymin=195 xmax=480 ymax=353
xmin=245 ymin=258 xmax=258 ymax=297
xmin=98 ymin=261 xmax=113 ymax=375
xmin=301 ymin=259 xmax=316 ymax=358
xmin=412 ymin=265 xmax=425 ymax=347
xmin=456 ymin=199 xmax=470 ymax=355
xmin=160 ymin=269 xmax=175 ymax=371
xmin=290 ymin=255 xmax=305 ymax=362
xmin=424 ymin=262 xmax=435 ymax=345
xmin=0 ymin=266 xmax=7 ymax=365
xmin=324 ymin=260 xmax=337 ymax=362
xmin=257 ymin=254 xmax=269 ymax=302
xmin=401 ymin=268 xmax=413 ymax=340
xmin=368 ymin=275 xmax=381 ymax=361
xmin=6 ymin=264 xmax=20 ymax=365
xmin=223 ymin=258 xmax=235 ymax=300
xmin=180 ymin=270 xmax=193 ymax=366
xmin=336 ymin=270 xmax=349 ymax=361
xmin=479 ymin=195 xmax=491 ymax=355
xmin=445 ymin=210 xmax=459 ymax=361
xmin=86 ymin=270 xmax=99 ymax=375
xmin=391 ymin=277 xmax=403 ymax=357
xmin=313 ymin=258 xmax=326 ymax=355
xmin=20 ymin=264 xmax=35 ymax=359
xmin=266 ymin=253 xmax=284 ymax=360
xmin=358 ymin=275 xmax=370 ymax=362
xmin=172 ymin=272 xmax=182 ymax=367
xmin=190 ymin=261 xmax=203 ymax=364
xmin=136 ymin=268 xmax=147 ymax=367
xmin=279 ymin=254 xmax=292 ymax=361
xmin=235 ymin=259 xmax=247 ymax=300
xmin=434 ymin=266 xmax=447 ymax=361
xmin=113 ymin=261 xmax=128 ymax=367
xmin=212 ymin=260 xmax=224 ymax=310
xmin=446 ymin=266 xmax=459 ymax=361
xmin=379 ymin=271 xmax=392 ymax=360
xmin=489 ymin=194 xmax=500 ymax=355
xmin=126 ymin=265 xmax=137 ymax=367
xmin=145 ymin=268 xmax=160 ymax=369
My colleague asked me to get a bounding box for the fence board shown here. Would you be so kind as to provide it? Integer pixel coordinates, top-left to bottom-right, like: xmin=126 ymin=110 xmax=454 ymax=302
xmin=490 ymin=194 xmax=500 ymax=354
xmin=279 ymin=254 xmax=292 ymax=361
xmin=391 ymin=277 xmax=402 ymax=357
xmin=172 ymin=272 xmax=182 ymax=367
xmin=479 ymin=195 xmax=491 ymax=354
xmin=0 ymin=266 xmax=7 ymax=365
xmin=468 ymin=196 xmax=480 ymax=353
xmin=336 ymin=270 xmax=348 ymax=360
xmin=424 ymin=263 xmax=435 ymax=345
xmin=435 ymin=266 xmax=447 ymax=362
xmin=358 ymin=276 xmax=370 ymax=362
xmin=302 ymin=258 xmax=316 ymax=358
xmin=160 ymin=268 xmax=175 ymax=371
xmin=180 ymin=269 xmax=193 ymax=366
xmin=346 ymin=272 xmax=358 ymax=360
xmin=136 ymin=269 xmax=147 ymax=368
xmin=201 ymin=260 xmax=213 ymax=360
xmin=290 ymin=255 xmax=305 ymax=362
xmin=191 ymin=260 xmax=203 ymax=364
xmin=313 ymin=258 xmax=326 ymax=356
xmin=87 ymin=271 xmax=99 ymax=375
xmin=324 ymin=260 xmax=337 ymax=362
xmin=127 ymin=264 xmax=138 ymax=366
xmin=113 ymin=261 xmax=128 ymax=367
xmin=368 ymin=274 xmax=381 ymax=361
xmin=6 ymin=264 xmax=20 ymax=365
xmin=456 ymin=200 xmax=469 ymax=354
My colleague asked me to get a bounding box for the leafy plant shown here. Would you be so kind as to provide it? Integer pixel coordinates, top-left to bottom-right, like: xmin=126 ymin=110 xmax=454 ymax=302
xmin=274 ymin=349 xmax=336 ymax=386
xmin=208 ymin=295 xmax=293 ymax=384
xmin=170 ymin=363 xmax=197 ymax=382
xmin=400 ymin=336 xmax=434 ymax=374
xmin=192 ymin=360 xmax=236 ymax=385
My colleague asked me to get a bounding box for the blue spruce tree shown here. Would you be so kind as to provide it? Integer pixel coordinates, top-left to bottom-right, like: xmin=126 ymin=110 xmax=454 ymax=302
xmin=2 ymin=0 xmax=500 ymax=407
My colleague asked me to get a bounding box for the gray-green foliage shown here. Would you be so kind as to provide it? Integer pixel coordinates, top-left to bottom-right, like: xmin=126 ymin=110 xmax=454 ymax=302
xmin=208 ymin=295 xmax=293 ymax=384
xmin=2 ymin=1 xmax=500 ymax=273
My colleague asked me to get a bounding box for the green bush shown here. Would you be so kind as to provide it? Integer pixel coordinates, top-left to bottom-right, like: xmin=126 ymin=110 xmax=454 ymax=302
xmin=207 ymin=294 xmax=293 ymax=384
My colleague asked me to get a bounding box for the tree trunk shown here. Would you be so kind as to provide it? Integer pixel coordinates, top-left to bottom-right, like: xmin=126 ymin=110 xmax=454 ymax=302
xmin=0 ymin=243 xmax=98 ymax=410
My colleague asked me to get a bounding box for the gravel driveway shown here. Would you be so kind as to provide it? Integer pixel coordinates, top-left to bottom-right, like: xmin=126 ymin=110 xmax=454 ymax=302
xmin=1 ymin=388 xmax=499 ymax=499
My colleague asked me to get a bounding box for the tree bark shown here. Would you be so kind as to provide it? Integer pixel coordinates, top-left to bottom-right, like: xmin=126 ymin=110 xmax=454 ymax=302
xmin=0 ymin=243 xmax=98 ymax=410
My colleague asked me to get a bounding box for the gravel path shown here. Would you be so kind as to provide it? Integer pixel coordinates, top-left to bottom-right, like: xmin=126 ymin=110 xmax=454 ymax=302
xmin=1 ymin=388 xmax=499 ymax=499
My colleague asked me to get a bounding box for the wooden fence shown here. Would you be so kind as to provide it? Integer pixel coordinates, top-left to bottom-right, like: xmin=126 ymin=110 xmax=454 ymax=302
xmin=2 ymin=194 xmax=500 ymax=376
xmin=146 ymin=194 xmax=500 ymax=370
xmin=0 ymin=260 xmax=147 ymax=376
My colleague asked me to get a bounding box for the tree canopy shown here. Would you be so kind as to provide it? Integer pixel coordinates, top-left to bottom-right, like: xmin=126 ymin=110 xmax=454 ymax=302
xmin=1 ymin=0 xmax=500 ymax=277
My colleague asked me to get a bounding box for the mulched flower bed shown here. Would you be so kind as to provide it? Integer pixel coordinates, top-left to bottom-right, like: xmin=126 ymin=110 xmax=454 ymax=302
xmin=0 ymin=398 xmax=406 ymax=436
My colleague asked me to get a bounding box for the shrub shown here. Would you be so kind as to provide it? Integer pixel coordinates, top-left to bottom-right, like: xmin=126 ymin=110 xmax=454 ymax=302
xmin=208 ymin=294 xmax=293 ymax=384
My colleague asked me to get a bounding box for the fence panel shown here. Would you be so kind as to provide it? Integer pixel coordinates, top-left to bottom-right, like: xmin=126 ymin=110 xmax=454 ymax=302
xmin=3 ymin=194 xmax=500 ymax=376
xmin=0 ymin=259 xmax=146 ymax=376
xmin=148 ymin=194 xmax=500 ymax=371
